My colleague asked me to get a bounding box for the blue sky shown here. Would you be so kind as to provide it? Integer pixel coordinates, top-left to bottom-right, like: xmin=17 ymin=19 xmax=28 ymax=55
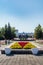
xmin=0 ymin=0 xmax=43 ymax=32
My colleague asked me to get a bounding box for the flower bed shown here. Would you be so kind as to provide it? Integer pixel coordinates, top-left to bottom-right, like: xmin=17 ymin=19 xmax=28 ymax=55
xmin=23 ymin=42 xmax=36 ymax=49
xmin=10 ymin=42 xmax=22 ymax=49
xmin=10 ymin=42 xmax=36 ymax=49
xmin=5 ymin=41 xmax=39 ymax=55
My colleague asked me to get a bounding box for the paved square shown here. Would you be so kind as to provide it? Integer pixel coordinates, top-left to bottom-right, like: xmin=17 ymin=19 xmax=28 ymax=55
xmin=0 ymin=53 xmax=43 ymax=65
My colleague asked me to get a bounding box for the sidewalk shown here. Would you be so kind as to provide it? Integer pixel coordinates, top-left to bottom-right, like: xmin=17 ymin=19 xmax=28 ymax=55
xmin=30 ymin=41 xmax=43 ymax=51
xmin=0 ymin=54 xmax=43 ymax=65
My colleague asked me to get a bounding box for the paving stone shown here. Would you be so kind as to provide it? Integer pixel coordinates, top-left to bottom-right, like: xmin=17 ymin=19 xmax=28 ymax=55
xmin=0 ymin=54 xmax=43 ymax=65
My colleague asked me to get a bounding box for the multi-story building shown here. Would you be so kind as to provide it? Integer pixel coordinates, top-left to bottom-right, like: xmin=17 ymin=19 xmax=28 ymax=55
xmin=15 ymin=30 xmax=34 ymax=38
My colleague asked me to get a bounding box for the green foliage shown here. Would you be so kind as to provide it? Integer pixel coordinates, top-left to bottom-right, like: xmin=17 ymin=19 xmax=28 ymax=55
xmin=0 ymin=23 xmax=16 ymax=40
xmin=11 ymin=27 xmax=16 ymax=39
xmin=7 ymin=23 xmax=12 ymax=39
xmin=34 ymin=24 xmax=42 ymax=39
xmin=1 ymin=27 xmax=5 ymax=35
xmin=0 ymin=31 xmax=4 ymax=40
xmin=4 ymin=23 xmax=16 ymax=39
xmin=4 ymin=24 xmax=8 ymax=39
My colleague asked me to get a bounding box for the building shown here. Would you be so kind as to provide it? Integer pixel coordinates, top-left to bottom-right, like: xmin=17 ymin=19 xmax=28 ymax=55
xmin=15 ymin=30 xmax=34 ymax=38
xmin=18 ymin=32 xmax=34 ymax=38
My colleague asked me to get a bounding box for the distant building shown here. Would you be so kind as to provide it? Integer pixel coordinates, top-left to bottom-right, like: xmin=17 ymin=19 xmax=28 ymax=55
xmin=28 ymin=33 xmax=34 ymax=38
xmin=18 ymin=32 xmax=34 ymax=38
xmin=15 ymin=30 xmax=34 ymax=38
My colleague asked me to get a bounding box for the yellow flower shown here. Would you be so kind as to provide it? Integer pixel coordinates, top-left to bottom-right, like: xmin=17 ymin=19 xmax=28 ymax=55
xmin=10 ymin=42 xmax=36 ymax=49
xmin=10 ymin=42 xmax=22 ymax=49
xmin=23 ymin=42 xmax=36 ymax=49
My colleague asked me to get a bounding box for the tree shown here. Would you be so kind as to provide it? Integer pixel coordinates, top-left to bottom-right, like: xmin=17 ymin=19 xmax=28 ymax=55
xmin=0 ymin=22 xmax=16 ymax=40
xmin=34 ymin=24 xmax=42 ymax=39
xmin=1 ymin=27 xmax=5 ymax=36
xmin=11 ymin=27 xmax=16 ymax=39
xmin=4 ymin=23 xmax=12 ymax=39
xmin=4 ymin=23 xmax=16 ymax=40
xmin=7 ymin=23 xmax=12 ymax=39
xmin=0 ymin=31 xmax=4 ymax=40
xmin=4 ymin=24 xmax=8 ymax=39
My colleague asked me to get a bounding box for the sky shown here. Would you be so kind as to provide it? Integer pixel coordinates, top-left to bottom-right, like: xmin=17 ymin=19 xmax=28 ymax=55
xmin=0 ymin=0 xmax=43 ymax=33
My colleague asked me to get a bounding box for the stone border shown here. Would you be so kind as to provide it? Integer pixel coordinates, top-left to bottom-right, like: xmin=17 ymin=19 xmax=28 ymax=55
xmin=1 ymin=42 xmax=42 ymax=55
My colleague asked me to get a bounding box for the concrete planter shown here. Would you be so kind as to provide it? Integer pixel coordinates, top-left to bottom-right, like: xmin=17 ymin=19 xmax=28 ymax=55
xmin=5 ymin=48 xmax=11 ymax=55
xmin=31 ymin=48 xmax=39 ymax=55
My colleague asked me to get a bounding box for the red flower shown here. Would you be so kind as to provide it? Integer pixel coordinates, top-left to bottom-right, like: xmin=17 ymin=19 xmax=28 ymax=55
xmin=18 ymin=42 xmax=28 ymax=48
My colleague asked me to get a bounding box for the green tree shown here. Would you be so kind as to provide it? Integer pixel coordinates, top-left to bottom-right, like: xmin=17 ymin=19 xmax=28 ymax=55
xmin=7 ymin=23 xmax=12 ymax=39
xmin=1 ymin=27 xmax=5 ymax=36
xmin=11 ymin=27 xmax=16 ymax=39
xmin=0 ymin=23 xmax=16 ymax=40
xmin=0 ymin=31 xmax=4 ymax=40
xmin=34 ymin=24 xmax=42 ymax=39
xmin=4 ymin=24 xmax=8 ymax=39
xmin=4 ymin=23 xmax=16 ymax=40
